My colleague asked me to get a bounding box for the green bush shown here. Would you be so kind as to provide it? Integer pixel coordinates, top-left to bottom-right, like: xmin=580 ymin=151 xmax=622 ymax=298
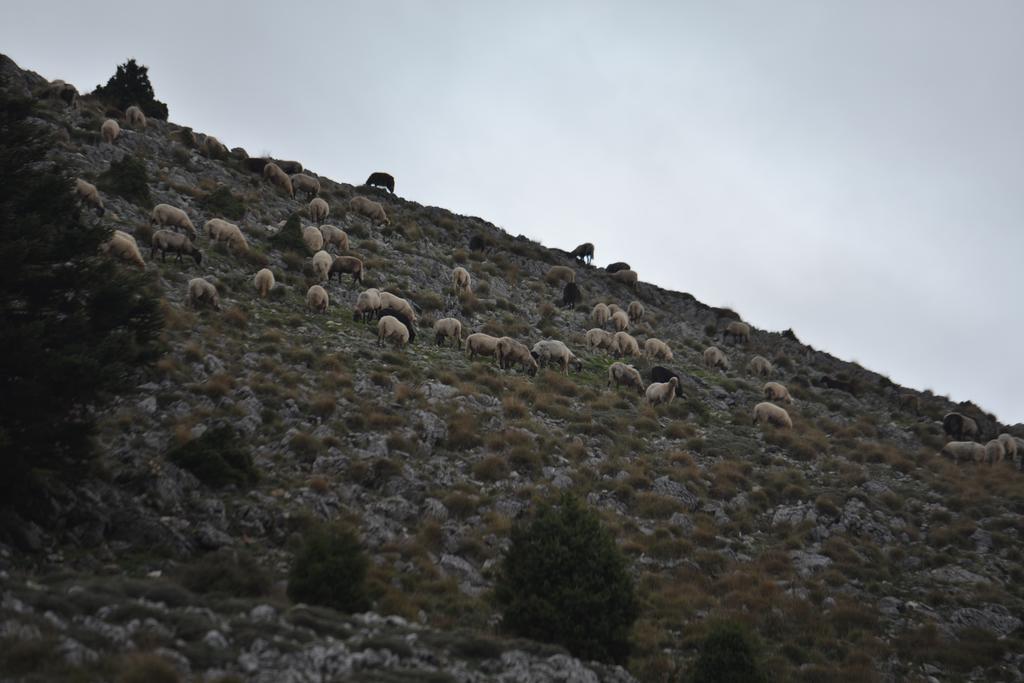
xmin=180 ymin=549 xmax=271 ymax=597
xmin=167 ymin=426 xmax=259 ymax=488
xmin=287 ymin=524 xmax=370 ymax=613
xmin=202 ymin=186 xmax=246 ymax=221
xmin=93 ymin=58 xmax=169 ymax=120
xmin=96 ymin=155 xmax=152 ymax=208
xmin=687 ymin=621 xmax=766 ymax=683
xmin=269 ymin=212 xmax=306 ymax=253
xmin=495 ymin=495 xmax=638 ymax=664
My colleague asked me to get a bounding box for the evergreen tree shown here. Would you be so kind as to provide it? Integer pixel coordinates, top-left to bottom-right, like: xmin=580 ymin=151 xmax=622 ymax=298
xmin=93 ymin=58 xmax=169 ymax=120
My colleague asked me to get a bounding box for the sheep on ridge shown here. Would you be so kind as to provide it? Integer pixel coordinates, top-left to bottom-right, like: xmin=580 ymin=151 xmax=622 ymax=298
xmin=753 ymin=402 xmax=792 ymax=429
xmin=434 ymin=318 xmax=463 ymax=347
xmin=646 ymin=377 xmax=679 ymax=406
xmin=187 ymin=278 xmax=220 ymax=310
xmin=306 ymin=285 xmax=329 ymax=313
xmin=151 ymin=229 xmax=202 ymax=265
xmin=531 ymin=340 xmax=583 ymax=374
xmin=607 ymin=362 xmax=643 ymax=395
xmin=254 ymin=268 xmax=275 ymax=298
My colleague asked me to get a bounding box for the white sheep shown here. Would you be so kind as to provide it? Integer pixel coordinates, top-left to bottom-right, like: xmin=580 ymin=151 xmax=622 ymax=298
xmin=585 ymin=328 xmax=614 ymax=352
xmin=101 ymin=230 xmax=145 ymax=269
xmin=466 ymin=332 xmax=501 ymax=361
xmin=985 ymin=439 xmax=1006 ymax=465
xmin=319 ymin=224 xmax=349 ymax=252
xmin=354 ymin=288 xmax=381 ymax=322
xmin=607 ymin=362 xmax=644 ymax=395
xmin=205 ymin=218 xmax=248 ymax=252
xmin=753 ymin=402 xmax=792 ymax=429
xmin=349 ymin=196 xmax=389 ymax=225
xmin=291 ymin=173 xmax=321 ymax=198
xmin=607 ymin=303 xmax=623 ymax=315
xmin=151 ymin=229 xmax=202 ymax=265
xmin=497 ymin=337 xmax=539 ymax=375
xmin=997 ymin=433 xmax=1018 ymax=462
xmin=312 ymin=250 xmax=333 ymax=282
xmin=378 ymin=291 xmax=416 ymax=321
xmin=187 ymin=278 xmax=220 ymax=310
xmin=611 ymin=310 xmax=630 ymax=332
xmin=306 ymin=285 xmax=329 ymax=313
xmin=545 ymin=265 xmax=576 ymax=285
xmin=724 ymin=321 xmax=751 ymax=344
xmin=434 ymin=318 xmax=463 ymax=347
xmin=628 ymin=301 xmax=645 ymax=321
xmin=302 ymin=225 xmax=325 ymax=253
xmin=591 ymin=303 xmax=610 ymax=327
xmin=263 ymin=162 xmax=294 ymax=197
xmin=378 ymin=315 xmax=410 ymax=348
xmin=452 ymin=266 xmax=472 ymax=295
xmin=101 ymin=118 xmax=120 ymax=144
xmin=940 ymin=441 xmax=987 ymax=463
xmin=643 ymin=338 xmax=673 ymax=361
xmin=74 ymin=178 xmax=105 ymax=216
xmin=611 ymin=331 xmax=640 ymax=358
xmin=747 ymin=355 xmax=773 ymax=377
xmin=254 ymin=268 xmax=275 ymax=298
xmin=203 ymin=135 xmax=228 ymax=158
xmin=531 ymin=340 xmax=583 ymax=374
xmin=309 ymin=197 xmax=329 ymax=225
xmin=763 ymin=382 xmax=793 ymax=404
xmin=612 ymin=269 xmax=638 ymax=288
xmin=704 ymin=346 xmax=730 ymax=371
xmin=646 ymin=377 xmax=679 ymax=406
xmin=152 ymin=204 xmax=198 ymax=241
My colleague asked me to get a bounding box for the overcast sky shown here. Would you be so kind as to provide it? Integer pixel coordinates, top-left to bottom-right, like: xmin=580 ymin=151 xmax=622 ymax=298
xmin=5 ymin=1 xmax=1022 ymax=423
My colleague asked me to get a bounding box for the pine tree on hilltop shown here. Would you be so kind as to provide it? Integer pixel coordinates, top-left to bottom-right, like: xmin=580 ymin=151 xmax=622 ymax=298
xmin=93 ymin=58 xmax=169 ymax=120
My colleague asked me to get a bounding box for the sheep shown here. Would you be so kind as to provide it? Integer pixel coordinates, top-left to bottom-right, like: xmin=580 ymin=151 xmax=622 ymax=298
xmin=747 ymin=355 xmax=773 ymax=377
xmin=545 ymin=265 xmax=576 ymax=286
xmin=378 ymin=315 xmax=410 ymax=348
xmin=466 ymin=332 xmax=501 ymax=361
xmin=611 ymin=310 xmax=630 ymax=332
xmin=985 ymin=439 xmax=1006 ymax=465
xmin=312 ymin=250 xmax=333 ymax=282
xmin=612 ymin=269 xmax=638 ymax=288
xmin=101 ymin=118 xmax=120 ymax=144
xmin=302 ymin=226 xmax=325 ymax=253
xmin=275 ymin=160 xmax=304 ymax=174
xmin=151 ymin=229 xmax=202 ymax=265
xmin=753 ymin=402 xmax=793 ymax=429
xmin=151 ymin=204 xmax=198 ymax=241
xmin=74 ymin=178 xmax=105 ymax=216
xmin=203 ymin=135 xmax=228 ymax=158
xmin=611 ymin=331 xmax=640 ymax=358
xmin=365 ymin=172 xmax=395 ymax=193
xmin=607 ymin=362 xmax=644 ymax=395
xmin=646 ymin=377 xmax=679 ymax=406
xmin=607 ymin=303 xmax=623 ymax=315
xmin=46 ymin=79 xmax=78 ymax=107
xmin=101 ymin=230 xmax=145 ymax=269
xmin=723 ymin=321 xmax=751 ymax=344
xmin=309 ymin=197 xmax=329 ymax=225
xmin=531 ymin=340 xmax=583 ymax=374
xmin=291 ymin=173 xmax=321 ymax=199
xmin=943 ymin=412 xmax=979 ymax=441
xmin=349 ymin=196 xmax=390 ymax=225
xmin=585 ymin=328 xmax=614 ymax=352
xmin=643 ymin=338 xmax=673 ymax=361
xmin=569 ymin=242 xmax=594 ymax=264
xmin=591 ymin=303 xmax=610 ymax=327
xmin=452 ymin=266 xmax=472 ymax=295
xmin=377 ymin=308 xmax=416 ymax=342
xmin=263 ymin=162 xmax=294 ymax=197
xmin=496 ymin=337 xmax=539 ymax=375
xmin=377 ymin=292 xmax=415 ymax=321
xmin=187 ymin=277 xmax=220 ymax=310
xmin=434 ymin=318 xmax=463 ymax=347
xmin=997 ymin=433 xmax=1018 ymax=461
xmin=606 ymin=262 xmax=631 ymax=273
xmin=763 ymin=382 xmax=793 ymax=404
xmin=306 ymin=284 xmax=329 ymax=313
xmin=649 ymin=366 xmax=685 ymax=397
xmin=125 ymin=105 xmax=146 ymax=128
xmin=204 ymin=218 xmax=249 ymax=252
xmin=327 ymin=255 xmax=364 ymax=285
xmin=627 ymin=301 xmax=645 ymax=321
xmin=704 ymin=346 xmax=730 ymax=371
xmin=318 ymin=224 xmax=349 ymax=252
xmin=562 ymin=282 xmax=582 ymax=310
xmin=254 ymin=268 xmax=275 ymax=298
xmin=940 ymin=441 xmax=987 ymax=463
xmin=353 ymin=288 xmax=382 ymax=322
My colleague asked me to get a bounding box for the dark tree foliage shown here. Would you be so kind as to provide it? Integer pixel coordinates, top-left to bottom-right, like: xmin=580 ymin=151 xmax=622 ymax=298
xmin=287 ymin=524 xmax=370 ymax=613
xmin=0 ymin=88 xmax=163 ymax=510
xmin=269 ymin=212 xmax=307 ymax=253
xmin=93 ymin=58 xmax=169 ymax=120
xmin=96 ymin=155 xmax=152 ymax=208
xmin=495 ymin=495 xmax=639 ymax=664
xmin=167 ymin=426 xmax=259 ymax=488
xmin=687 ymin=622 xmax=767 ymax=683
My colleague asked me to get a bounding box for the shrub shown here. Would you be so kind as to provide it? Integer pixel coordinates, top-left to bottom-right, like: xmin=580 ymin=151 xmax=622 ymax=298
xmin=93 ymin=58 xmax=169 ymax=120
xmin=96 ymin=154 xmax=152 ymax=207
xmin=167 ymin=426 xmax=259 ymax=488
xmin=201 ymin=186 xmax=246 ymax=220
xmin=269 ymin=212 xmax=306 ymax=253
xmin=180 ymin=549 xmax=271 ymax=597
xmin=117 ymin=653 xmax=180 ymax=683
xmin=688 ymin=621 xmax=766 ymax=683
xmin=287 ymin=524 xmax=369 ymax=613
xmin=495 ymin=495 xmax=638 ymax=664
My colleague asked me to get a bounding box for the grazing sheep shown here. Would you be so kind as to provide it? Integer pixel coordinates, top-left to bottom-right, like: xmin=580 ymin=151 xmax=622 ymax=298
xmin=562 ymin=282 xmax=582 ymax=310
xmin=203 ymin=135 xmax=228 ymax=158
xmin=254 ymin=268 xmax=275 ymax=298
xmin=466 ymin=332 xmax=501 ymax=361
xmin=378 ymin=315 xmax=410 ymax=348
xmin=753 ymin=402 xmax=793 ymax=429
xmin=643 ymin=338 xmax=673 ymax=361
xmin=997 ymin=433 xmax=1018 ymax=461
xmin=496 ymin=337 xmax=539 ymax=375
xmin=985 ymin=439 xmax=1006 ymax=465
xmin=377 ymin=291 xmax=415 ymax=321
xmin=101 ymin=118 xmax=120 ymax=144
xmin=187 ymin=277 xmax=220 ymax=310
xmin=263 ymin=162 xmax=294 ymax=197
xmin=611 ymin=310 xmax=630 ymax=332
xmin=898 ymin=393 xmax=920 ymax=415
xmin=151 ymin=229 xmax=202 ymax=265
xmin=74 ymin=178 xmax=105 ymax=216
xmin=607 ymin=362 xmax=644 ymax=395
xmin=940 ymin=441 xmax=987 ymax=463
xmin=607 ymin=303 xmax=623 ymax=315
xmin=327 ymin=255 xmax=364 ymax=285
xmin=46 ymin=79 xmax=78 ymax=107
xmin=585 ymin=328 xmax=614 ymax=352
xmin=569 ymin=242 xmax=594 ymax=264
xmin=365 ymin=171 xmax=395 ymax=193
xmin=628 ymin=301 xmax=645 ymax=321
xmin=349 ymin=196 xmax=390 ymax=225
xmin=433 ymin=318 xmax=463 ymax=346
xmin=125 ymin=105 xmax=146 ymax=128
xmin=723 ymin=321 xmax=751 ymax=344
xmin=611 ymin=331 xmax=640 ymax=358
xmin=591 ymin=303 xmax=610 ymax=327
xmin=312 ymin=250 xmax=333 ymax=282
xmin=649 ymin=366 xmax=685 ymax=397
xmin=319 ymin=224 xmax=349 ymax=252
xmin=101 ymin=230 xmax=145 ymax=269
xmin=545 ymin=265 xmax=576 ymax=285
xmin=531 ymin=340 xmax=583 ymax=374
xmin=747 ymin=355 xmax=773 ymax=377
xmin=943 ymin=412 xmax=979 ymax=441
xmin=763 ymin=382 xmax=793 ymax=404
xmin=703 ymin=346 xmax=730 ymax=371
xmin=151 ymin=204 xmax=198 ymax=241
xmin=605 ymin=262 xmax=631 ymax=273
xmin=377 ymin=308 xmax=416 ymax=342
xmin=646 ymin=377 xmax=679 ymax=406
xmin=612 ymin=269 xmax=638 ymax=288
xmin=274 ymin=160 xmax=303 ymax=174
xmin=452 ymin=266 xmax=472 ymax=295
xmin=291 ymin=173 xmax=321 ymax=198
xmin=306 ymin=284 xmax=329 ymax=313
xmin=205 ymin=218 xmax=249 ymax=252
xmin=309 ymin=197 xmax=329 ymax=225
xmin=302 ymin=226 xmax=325 ymax=253
xmin=353 ymin=288 xmax=382 ymax=322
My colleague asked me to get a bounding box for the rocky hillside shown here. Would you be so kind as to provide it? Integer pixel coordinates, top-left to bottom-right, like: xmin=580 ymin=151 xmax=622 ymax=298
xmin=2 ymin=54 xmax=1023 ymax=682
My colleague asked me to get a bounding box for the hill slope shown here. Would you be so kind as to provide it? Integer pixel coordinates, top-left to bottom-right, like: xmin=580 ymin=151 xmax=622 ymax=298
xmin=2 ymin=55 xmax=1023 ymax=682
